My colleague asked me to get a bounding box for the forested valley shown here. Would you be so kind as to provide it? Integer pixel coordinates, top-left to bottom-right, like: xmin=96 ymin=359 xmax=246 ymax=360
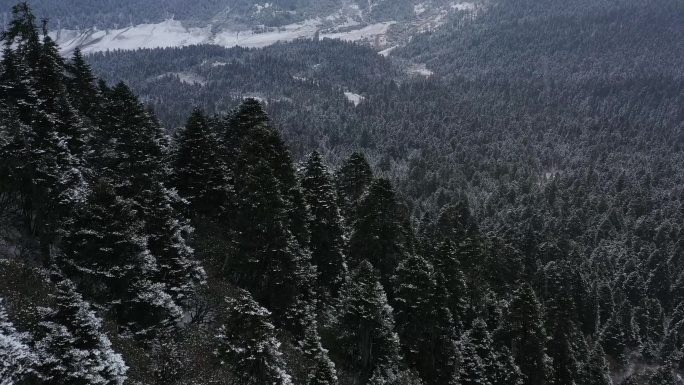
xmin=2 ymin=1 xmax=684 ymax=385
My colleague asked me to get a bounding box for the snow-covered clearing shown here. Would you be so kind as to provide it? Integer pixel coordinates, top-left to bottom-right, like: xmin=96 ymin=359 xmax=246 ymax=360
xmin=158 ymin=72 xmax=206 ymax=86
xmin=451 ymin=2 xmax=476 ymax=11
xmin=378 ymin=45 xmax=398 ymax=57
xmin=407 ymin=64 xmax=433 ymax=76
xmin=51 ymin=17 xmax=395 ymax=55
xmin=344 ymin=92 xmax=364 ymax=106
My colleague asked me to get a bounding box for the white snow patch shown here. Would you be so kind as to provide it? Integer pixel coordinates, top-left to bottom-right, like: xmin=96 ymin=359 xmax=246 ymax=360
xmin=255 ymin=3 xmax=272 ymax=13
xmin=407 ymin=64 xmax=433 ymax=76
xmin=52 ymin=17 xmax=396 ymax=54
xmin=51 ymin=19 xmax=212 ymax=54
xmin=414 ymin=3 xmax=428 ymax=15
xmin=379 ymin=45 xmax=398 ymax=57
xmin=450 ymin=2 xmax=476 ymax=11
xmin=172 ymin=72 xmax=207 ymax=86
xmin=321 ymin=21 xmax=395 ymax=42
xmin=344 ymin=91 xmax=364 ymax=106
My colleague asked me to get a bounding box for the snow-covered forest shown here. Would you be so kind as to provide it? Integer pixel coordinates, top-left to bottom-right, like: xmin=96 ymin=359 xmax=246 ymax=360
xmin=2 ymin=1 xmax=684 ymax=385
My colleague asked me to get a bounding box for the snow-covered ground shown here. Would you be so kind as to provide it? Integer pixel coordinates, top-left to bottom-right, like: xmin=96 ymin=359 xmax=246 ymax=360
xmin=344 ymin=91 xmax=364 ymax=106
xmin=451 ymin=2 xmax=476 ymax=11
xmin=407 ymin=64 xmax=434 ymax=76
xmin=378 ymin=45 xmax=398 ymax=57
xmin=51 ymin=17 xmax=395 ymax=55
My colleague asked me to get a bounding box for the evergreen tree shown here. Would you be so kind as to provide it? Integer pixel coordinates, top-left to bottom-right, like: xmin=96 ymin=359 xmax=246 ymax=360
xmin=94 ymin=81 xmax=168 ymax=192
xmin=65 ymin=48 xmax=101 ymax=121
xmin=225 ymin=98 xmax=310 ymax=246
xmin=648 ymin=367 xmax=677 ymax=385
xmin=431 ymin=240 xmax=468 ymax=331
xmin=0 ymin=5 xmax=87 ymax=265
xmin=173 ymin=108 xmax=231 ymax=217
xmin=459 ymin=318 xmax=498 ymax=385
xmin=216 ymin=289 xmax=293 ymax=385
xmin=228 ymin=102 xmax=316 ymax=332
xmin=583 ymin=344 xmax=612 ymax=385
xmin=299 ymin=151 xmax=347 ymax=300
xmin=139 ymin=182 xmax=206 ymax=305
xmin=432 ymin=203 xmax=486 ymax=277
xmin=547 ymin=317 xmax=586 ymax=385
xmin=58 ymin=180 xmax=181 ymax=337
xmin=335 ymin=152 xmax=373 ymax=223
xmin=333 ymin=260 xmax=406 ymax=385
xmin=0 ymin=298 xmax=37 ymax=385
xmin=348 ymin=178 xmax=413 ymax=284
xmin=34 ymin=280 xmax=127 ymax=385
xmin=502 ymin=283 xmax=553 ymax=385
xmin=428 ymin=277 xmax=462 ymax=385
xmin=393 ymin=256 xmax=440 ymax=379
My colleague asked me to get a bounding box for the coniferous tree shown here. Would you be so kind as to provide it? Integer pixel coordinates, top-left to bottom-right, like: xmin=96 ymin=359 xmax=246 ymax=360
xmin=0 ymin=5 xmax=87 ymax=265
xmin=216 ymin=289 xmax=293 ymax=385
xmin=502 ymin=283 xmax=553 ymax=385
xmin=173 ymin=108 xmax=231 ymax=217
xmin=139 ymin=182 xmax=206 ymax=305
xmin=583 ymin=344 xmax=612 ymax=385
xmin=335 ymin=152 xmax=373 ymax=223
xmin=0 ymin=298 xmax=37 ymax=385
xmin=428 ymin=276 xmax=462 ymax=385
xmin=34 ymin=280 xmax=127 ymax=385
xmin=431 ymin=240 xmax=468 ymax=331
xmin=58 ymin=180 xmax=181 ymax=337
xmin=432 ymin=203 xmax=486 ymax=277
xmin=459 ymin=318 xmax=498 ymax=385
xmin=227 ymin=101 xmax=316 ymax=333
xmin=547 ymin=316 xmax=586 ymax=385
xmin=648 ymin=367 xmax=677 ymax=385
xmin=348 ymin=179 xmax=413 ymax=285
xmin=300 ymin=324 xmax=339 ymax=385
xmin=392 ymin=254 xmax=458 ymax=384
xmin=65 ymin=47 xmax=101 ymax=121
xmin=94 ymin=81 xmax=168 ymax=195
xmin=300 ymin=151 xmax=347 ymax=300
xmin=333 ymin=260 xmax=406 ymax=385
xmin=225 ymin=98 xmax=310 ymax=246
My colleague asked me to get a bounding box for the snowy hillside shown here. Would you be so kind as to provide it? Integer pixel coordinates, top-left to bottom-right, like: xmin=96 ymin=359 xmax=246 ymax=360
xmin=40 ymin=0 xmax=481 ymax=54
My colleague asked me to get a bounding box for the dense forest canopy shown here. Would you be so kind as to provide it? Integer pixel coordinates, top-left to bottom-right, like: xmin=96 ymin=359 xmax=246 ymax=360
xmin=1 ymin=1 xmax=684 ymax=385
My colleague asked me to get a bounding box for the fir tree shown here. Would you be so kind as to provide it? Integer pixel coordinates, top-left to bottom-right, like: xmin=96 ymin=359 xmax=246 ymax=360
xmin=139 ymin=182 xmax=206 ymax=305
xmin=459 ymin=318 xmax=498 ymax=385
xmin=392 ymin=254 xmax=456 ymax=384
xmin=335 ymin=152 xmax=373 ymax=223
xmin=225 ymin=99 xmax=310 ymax=246
xmin=228 ymin=104 xmax=316 ymax=332
xmin=58 ymin=180 xmax=181 ymax=337
xmin=548 ymin=319 xmax=586 ymax=385
xmin=0 ymin=298 xmax=37 ymax=385
xmin=502 ymin=283 xmax=553 ymax=385
xmin=348 ymin=179 xmax=412 ymax=285
xmin=216 ymin=289 xmax=293 ymax=385
xmin=0 ymin=6 xmax=87 ymax=265
xmin=300 ymin=151 xmax=347 ymax=300
xmin=432 ymin=203 xmax=486 ymax=277
xmin=34 ymin=280 xmax=127 ymax=385
xmin=94 ymin=81 xmax=168 ymax=192
xmin=333 ymin=260 xmax=406 ymax=385
xmin=431 ymin=240 xmax=468 ymax=331
xmin=65 ymin=48 xmax=101 ymax=121
xmin=583 ymin=344 xmax=613 ymax=385
xmin=648 ymin=367 xmax=677 ymax=385
xmin=173 ymin=108 xmax=231 ymax=217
